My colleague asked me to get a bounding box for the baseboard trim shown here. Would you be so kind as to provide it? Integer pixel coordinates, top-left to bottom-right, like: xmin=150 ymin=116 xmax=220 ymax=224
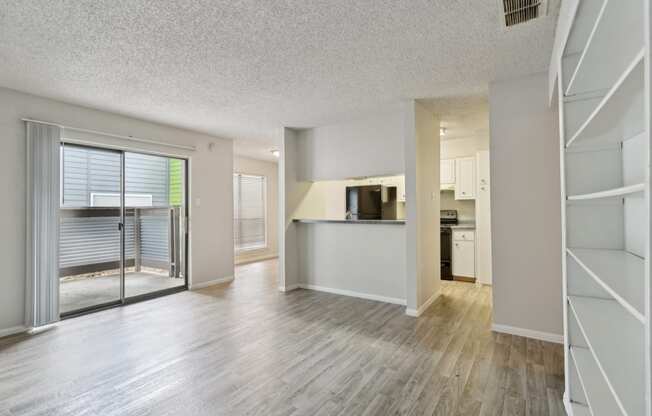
xmin=299 ymin=284 xmax=406 ymax=306
xmin=0 ymin=325 xmax=28 ymax=339
xmin=278 ymin=284 xmax=300 ymax=292
xmin=235 ymin=254 xmax=278 ymax=265
xmin=563 ymin=392 xmax=573 ymax=416
xmin=405 ymin=290 xmax=441 ymax=317
xmin=189 ymin=275 xmax=234 ymax=290
xmin=491 ymin=323 xmax=563 ymax=344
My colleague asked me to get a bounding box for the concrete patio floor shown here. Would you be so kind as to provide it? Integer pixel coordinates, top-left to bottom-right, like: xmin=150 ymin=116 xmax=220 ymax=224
xmin=60 ymin=272 xmax=185 ymax=313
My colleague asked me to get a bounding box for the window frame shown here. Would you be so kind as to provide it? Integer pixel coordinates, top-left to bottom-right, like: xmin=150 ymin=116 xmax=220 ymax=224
xmin=233 ymin=172 xmax=267 ymax=253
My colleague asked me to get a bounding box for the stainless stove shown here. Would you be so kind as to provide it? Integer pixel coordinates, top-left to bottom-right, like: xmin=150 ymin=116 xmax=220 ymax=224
xmin=440 ymin=209 xmax=458 ymax=227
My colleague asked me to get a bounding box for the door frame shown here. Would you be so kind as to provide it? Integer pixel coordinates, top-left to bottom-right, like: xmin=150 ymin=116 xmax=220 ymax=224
xmin=59 ymin=143 xmax=190 ymax=319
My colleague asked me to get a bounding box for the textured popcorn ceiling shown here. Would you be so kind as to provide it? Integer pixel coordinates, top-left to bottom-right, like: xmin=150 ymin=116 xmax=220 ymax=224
xmin=0 ymin=1 xmax=558 ymax=160
xmin=421 ymin=96 xmax=489 ymax=142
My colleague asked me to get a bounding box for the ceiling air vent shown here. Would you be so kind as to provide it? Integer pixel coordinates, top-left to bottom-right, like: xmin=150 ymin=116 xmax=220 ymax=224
xmin=502 ymin=0 xmax=547 ymax=27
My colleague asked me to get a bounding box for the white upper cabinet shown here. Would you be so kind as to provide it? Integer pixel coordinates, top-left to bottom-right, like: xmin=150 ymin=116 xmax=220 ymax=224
xmin=455 ymin=157 xmax=476 ymax=200
xmin=365 ymin=175 xmax=405 ymax=202
xmin=440 ymin=159 xmax=455 ymax=185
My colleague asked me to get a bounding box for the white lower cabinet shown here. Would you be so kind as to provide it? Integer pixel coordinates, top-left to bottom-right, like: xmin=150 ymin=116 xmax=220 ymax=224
xmin=452 ymin=230 xmax=475 ymax=278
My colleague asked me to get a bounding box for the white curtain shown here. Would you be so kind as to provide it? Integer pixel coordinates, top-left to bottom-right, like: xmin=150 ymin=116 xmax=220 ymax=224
xmin=25 ymin=121 xmax=61 ymax=327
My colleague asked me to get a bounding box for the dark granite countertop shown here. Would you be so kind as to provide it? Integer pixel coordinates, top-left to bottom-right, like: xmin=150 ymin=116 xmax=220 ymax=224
xmin=292 ymin=219 xmax=405 ymax=225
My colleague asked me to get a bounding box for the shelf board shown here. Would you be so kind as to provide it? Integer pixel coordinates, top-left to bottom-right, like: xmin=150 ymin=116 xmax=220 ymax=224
xmin=570 ymin=347 xmax=621 ymax=416
xmin=565 ymin=0 xmax=644 ymax=96
xmin=567 ymin=248 xmax=645 ymax=322
xmin=566 ymin=49 xmax=645 ymax=147
xmin=567 ymin=183 xmax=645 ymax=202
xmin=568 ymin=296 xmax=645 ymax=416
xmin=562 ymin=0 xmax=602 ymax=57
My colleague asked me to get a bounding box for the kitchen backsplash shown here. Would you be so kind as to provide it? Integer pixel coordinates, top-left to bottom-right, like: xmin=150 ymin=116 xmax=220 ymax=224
xmin=440 ymin=190 xmax=475 ymax=222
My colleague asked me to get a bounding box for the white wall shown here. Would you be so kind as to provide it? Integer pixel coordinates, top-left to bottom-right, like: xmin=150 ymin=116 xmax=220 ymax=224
xmin=293 ymin=180 xmax=351 ymax=220
xmin=233 ymin=156 xmax=278 ymax=264
xmin=404 ymin=101 xmax=441 ymax=315
xmin=296 ymin=108 xmax=404 ymax=181
xmin=0 ymin=87 xmax=234 ymax=334
xmin=280 ymin=106 xmax=411 ymax=306
xmin=489 ymin=72 xmax=562 ymax=337
xmin=297 ymin=223 xmax=406 ymax=304
xmin=278 ymin=128 xmax=310 ymax=290
xmin=440 ymin=136 xmax=489 ymax=159
xmin=280 ymin=103 xmax=440 ymax=315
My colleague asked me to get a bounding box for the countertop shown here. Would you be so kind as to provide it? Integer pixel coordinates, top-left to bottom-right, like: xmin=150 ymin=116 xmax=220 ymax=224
xmin=293 ymin=219 xmax=405 ymax=225
xmin=443 ymin=222 xmax=476 ymax=230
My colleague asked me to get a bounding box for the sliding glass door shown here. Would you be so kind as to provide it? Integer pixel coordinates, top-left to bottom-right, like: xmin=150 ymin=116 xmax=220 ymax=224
xmin=123 ymin=152 xmax=187 ymax=299
xmin=59 ymin=144 xmax=188 ymax=317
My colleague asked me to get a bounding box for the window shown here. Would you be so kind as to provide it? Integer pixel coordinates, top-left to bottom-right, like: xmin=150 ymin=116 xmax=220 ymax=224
xmin=233 ymin=174 xmax=266 ymax=251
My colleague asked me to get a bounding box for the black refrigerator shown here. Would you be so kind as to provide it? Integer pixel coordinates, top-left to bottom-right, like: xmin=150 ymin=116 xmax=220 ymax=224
xmin=346 ymin=185 xmax=383 ymax=220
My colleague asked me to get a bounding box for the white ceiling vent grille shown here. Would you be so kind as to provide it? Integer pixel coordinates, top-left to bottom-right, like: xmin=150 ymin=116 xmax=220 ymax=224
xmin=502 ymin=0 xmax=547 ymax=27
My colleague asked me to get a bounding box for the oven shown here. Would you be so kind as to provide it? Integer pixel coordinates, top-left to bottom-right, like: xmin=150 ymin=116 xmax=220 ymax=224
xmin=440 ymin=226 xmax=453 ymax=280
xmin=440 ymin=210 xmax=457 ymax=281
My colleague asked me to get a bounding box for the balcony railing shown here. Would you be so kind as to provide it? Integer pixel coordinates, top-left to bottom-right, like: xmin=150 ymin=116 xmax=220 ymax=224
xmin=59 ymin=207 xmax=185 ymax=278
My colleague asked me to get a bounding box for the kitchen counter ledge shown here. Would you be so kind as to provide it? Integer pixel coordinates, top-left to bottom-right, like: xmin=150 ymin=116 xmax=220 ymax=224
xmin=293 ymin=219 xmax=405 ymax=225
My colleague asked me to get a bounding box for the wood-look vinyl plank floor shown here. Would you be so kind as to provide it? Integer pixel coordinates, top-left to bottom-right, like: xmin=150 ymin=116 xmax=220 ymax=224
xmin=0 ymin=259 xmax=565 ymax=416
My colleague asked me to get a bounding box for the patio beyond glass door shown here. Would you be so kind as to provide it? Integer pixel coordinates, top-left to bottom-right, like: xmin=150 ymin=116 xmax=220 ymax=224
xmin=123 ymin=152 xmax=187 ymax=300
xmin=59 ymin=144 xmax=124 ymax=315
xmin=59 ymin=144 xmax=188 ymax=317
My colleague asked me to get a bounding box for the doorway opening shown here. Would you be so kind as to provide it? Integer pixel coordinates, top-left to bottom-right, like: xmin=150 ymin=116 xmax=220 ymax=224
xmin=58 ymin=143 xmax=189 ymax=317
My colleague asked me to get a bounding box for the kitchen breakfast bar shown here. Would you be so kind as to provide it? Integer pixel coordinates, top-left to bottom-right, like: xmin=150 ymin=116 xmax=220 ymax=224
xmin=291 ymin=219 xmax=407 ymax=305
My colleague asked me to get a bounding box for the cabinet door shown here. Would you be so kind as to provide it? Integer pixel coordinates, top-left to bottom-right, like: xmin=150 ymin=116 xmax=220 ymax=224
xmin=455 ymin=157 xmax=476 ymax=200
xmin=475 ymin=151 xmax=492 ymax=285
xmin=374 ymin=175 xmax=405 ymax=202
xmin=452 ymin=240 xmax=475 ymax=277
xmin=440 ymin=159 xmax=455 ymax=184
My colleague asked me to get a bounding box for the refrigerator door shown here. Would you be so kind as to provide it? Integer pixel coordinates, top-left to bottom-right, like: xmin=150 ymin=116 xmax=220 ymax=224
xmin=358 ymin=185 xmax=382 ymax=219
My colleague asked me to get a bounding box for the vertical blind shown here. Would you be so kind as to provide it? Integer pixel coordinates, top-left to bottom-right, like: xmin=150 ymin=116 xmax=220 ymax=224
xmin=233 ymin=174 xmax=266 ymax=251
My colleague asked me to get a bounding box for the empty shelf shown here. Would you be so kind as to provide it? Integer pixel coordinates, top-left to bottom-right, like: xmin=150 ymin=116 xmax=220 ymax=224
xmin=569 ymin=296 xmax=645 ymax=416
xmin=567 ymin=183 xmax=645 ymax=201
xmin=567 ymin=248 xmax=644 ymax=322
xmin=570 ymin=347 xmax=621 ymax=416
xmin=563 ymin=0 xmax=602 ymax=57
xmin=565 ymin=0 xmax=644 ymax=96
xmin=566 ymin=50 xmax=645 ymax=147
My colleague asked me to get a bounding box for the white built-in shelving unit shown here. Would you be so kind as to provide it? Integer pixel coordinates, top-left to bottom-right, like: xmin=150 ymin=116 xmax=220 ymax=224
xmin=555 ymin=0 xmax=650 ymax=415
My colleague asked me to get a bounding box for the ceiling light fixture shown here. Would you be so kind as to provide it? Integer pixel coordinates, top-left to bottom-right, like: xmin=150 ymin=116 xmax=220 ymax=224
xmin=271 ymin=149 xmax=280 ymax=158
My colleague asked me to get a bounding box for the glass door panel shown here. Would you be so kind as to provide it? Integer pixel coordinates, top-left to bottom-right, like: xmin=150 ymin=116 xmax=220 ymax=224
xmin=124 ymin=152 xmax=187 ymax=299
xmin=59 ymin=143 xmax=123 ymax=315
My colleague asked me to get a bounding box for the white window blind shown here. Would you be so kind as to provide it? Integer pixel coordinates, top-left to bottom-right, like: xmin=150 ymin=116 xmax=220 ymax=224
xmin=233 ymin=174 xmax=266 ymax=251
